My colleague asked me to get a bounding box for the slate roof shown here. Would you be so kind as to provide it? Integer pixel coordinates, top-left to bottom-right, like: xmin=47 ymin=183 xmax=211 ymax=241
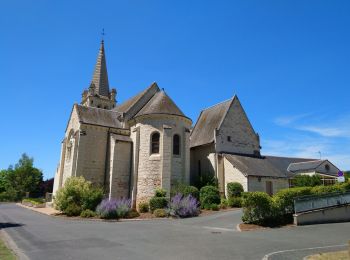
xmin=91 ymin=41 xmax=110 ymax=97
xmin=224 ymin=154 xmax=315 ymax=178
xmin=75 ymin=104 xmax=124 ymax=129
xmin=287 ymin=160 xmax=326 ymax=173
xmin=135 ymin=90 xmax=186 ymax=118
xmin=114 ymin=83 xmax=159 ymax=114
xmin=190 ymin=99 xmax=232 ymax=148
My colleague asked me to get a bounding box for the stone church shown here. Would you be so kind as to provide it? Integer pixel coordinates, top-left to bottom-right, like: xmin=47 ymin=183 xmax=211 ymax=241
xmin=53 ymin=41 xmax=340 ymax=205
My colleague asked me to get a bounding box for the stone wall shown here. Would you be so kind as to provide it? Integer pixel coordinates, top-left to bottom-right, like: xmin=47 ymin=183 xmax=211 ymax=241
xmin=108 ymin=134 xmax=132 ymax=199
xmin=248 ymin=176 xmax=289 ymax=195
xmin=74 ymin=124 xmax=108 ymax=186
xmin=223 ymin=157 xmax=248 ymax=196
xmin=131 ymin=114 xmax=191 ymax=205
xmin=215 ymin=98 xmax=260 ymax=155
xmin=190 ymin=144 xmax=216 ymax=185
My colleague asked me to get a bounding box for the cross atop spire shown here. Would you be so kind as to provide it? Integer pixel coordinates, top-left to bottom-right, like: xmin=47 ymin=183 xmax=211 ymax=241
xmin=101 ymin=28 xmax=105 ymax=43
xmin=91 ymin=40 xmax=110 ymax=97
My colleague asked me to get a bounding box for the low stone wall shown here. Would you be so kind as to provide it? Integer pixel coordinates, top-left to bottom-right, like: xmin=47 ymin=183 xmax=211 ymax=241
xmin=294 ymin=204 xmax=350 ymax=225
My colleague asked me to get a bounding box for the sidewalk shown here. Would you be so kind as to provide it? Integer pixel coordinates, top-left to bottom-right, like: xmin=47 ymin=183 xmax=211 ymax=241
xmin=16 ymin=203 xmax=60 ymax=216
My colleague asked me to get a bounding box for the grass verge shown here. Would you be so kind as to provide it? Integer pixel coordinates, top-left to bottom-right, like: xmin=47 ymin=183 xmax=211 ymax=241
xmin=305 ymin=250 xmax=349 ymax=260
xmin=0 ymin=237 xmax=16 ymax=260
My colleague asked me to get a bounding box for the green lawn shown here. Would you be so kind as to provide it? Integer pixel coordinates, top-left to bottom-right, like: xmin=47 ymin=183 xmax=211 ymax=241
xmin=306 ymin=250 xmax=349 ymax=260
xmin=0 ymin=237 xmax=16 ymax=260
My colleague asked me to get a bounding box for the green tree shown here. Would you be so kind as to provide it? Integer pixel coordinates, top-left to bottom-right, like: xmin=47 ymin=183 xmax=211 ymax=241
xmin=6 ymin=153 xmax=43 ymax=199
xmin=0 ymin=170 xmax=9 ymax=193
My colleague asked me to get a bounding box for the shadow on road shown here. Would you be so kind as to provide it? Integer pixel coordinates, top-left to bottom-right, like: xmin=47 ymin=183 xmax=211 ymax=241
xmin=0 ymin=222 xmax=24 ymax=229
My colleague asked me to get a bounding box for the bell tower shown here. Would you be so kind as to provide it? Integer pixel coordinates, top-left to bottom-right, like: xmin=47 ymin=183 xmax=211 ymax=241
xmin=81 ymin=40 xmax=116 ymax=109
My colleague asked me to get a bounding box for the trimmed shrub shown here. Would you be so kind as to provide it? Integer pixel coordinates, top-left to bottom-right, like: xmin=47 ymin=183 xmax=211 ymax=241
xmin=154 ymin=208 xmax=168 ymax=218
xmin=227 ymin=182 xmax=244 ymax=198
xmin=168 ymin=193 xmax=200 ymax=218
xmin=241 ymin=192 xmax=273 ymax=225
xmin=209 ymin=204 xmax=219 ymax=211
xmin=149 ymin=197 xmax=168 ymax=212
xmin=138 ymin=202 xmax=149 ymax=213
xmin=125 ymin=209 xmax=140 ymax=219
xmin=155 ymin=188 xmax=167 ymax=198
xmin=80 ymin=209 xmax=96 ymax=218
xmin=22 ymin=198 xmax=45 ymax=205
xmin=310 ymin=184 xmax=346 ymax=195
xmin=200 ymin=186 xmax=220 ymax=209
xmin=54 ymin=177 xmax=103 ymax=215
xmin=171 ymin=184 xmax=199 ymax=201
xmin=81 ymin=188 xmax=104 ymax=211
xmin=228 ymin=197 xmax=242 ymax=208
xmin=220 ymin=198 xmax=228 ymax=209
xmin=65 ymin=203 xmax=82 ymax=216
xmin=292 ymin=175 xmax=322 ymax=187
xmin=273 ymin=187 xmax=312 ymax=214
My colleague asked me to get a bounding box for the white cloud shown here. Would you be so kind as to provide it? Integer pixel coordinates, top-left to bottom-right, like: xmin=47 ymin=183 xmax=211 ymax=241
xmin=297 ymin=126 xmax=350 ymax=138
xmin=274 ymin=113 xmax=311 ymax=126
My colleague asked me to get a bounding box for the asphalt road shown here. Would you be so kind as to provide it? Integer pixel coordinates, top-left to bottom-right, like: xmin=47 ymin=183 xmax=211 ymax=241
xmin=0 ymin=203 xmax=349 ymax=260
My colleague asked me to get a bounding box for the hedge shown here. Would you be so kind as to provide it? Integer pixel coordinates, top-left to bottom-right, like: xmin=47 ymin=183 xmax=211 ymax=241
xmin=242 ymin=181 xmax=350 ymax=226
xmin=227 ymin=182 xmax=244 ymax=198
xmin=199 ymin=185 xmax=220 ymax=208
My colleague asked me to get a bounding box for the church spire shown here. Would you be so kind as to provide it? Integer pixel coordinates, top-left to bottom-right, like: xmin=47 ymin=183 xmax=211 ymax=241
xmin=91 ymin=40 xmax=110 ymax=97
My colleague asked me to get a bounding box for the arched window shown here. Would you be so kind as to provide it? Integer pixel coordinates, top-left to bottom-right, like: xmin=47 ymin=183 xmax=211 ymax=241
xmin=151 ymin=132 xmax=160 ymax=154
xmin=173 ymin=134 xmax=180 ymax=155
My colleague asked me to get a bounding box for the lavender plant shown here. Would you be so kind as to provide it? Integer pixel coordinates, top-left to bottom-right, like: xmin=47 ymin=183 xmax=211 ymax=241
xmin=168 ymin=193 xmax=200 ymax=218
xmin=96 ymin=198 xmax=131 ymax=219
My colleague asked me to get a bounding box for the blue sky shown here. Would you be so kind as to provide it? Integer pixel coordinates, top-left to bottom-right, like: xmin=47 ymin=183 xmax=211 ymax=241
xmin=1 ymin=0 xmax=349 ymax=179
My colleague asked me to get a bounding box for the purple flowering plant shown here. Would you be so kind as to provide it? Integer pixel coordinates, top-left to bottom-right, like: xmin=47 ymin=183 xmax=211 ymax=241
xmin=96 ymin=198 xmax=131 ymax=219
xmin=168 ymin=193 xmax=200 ymax=218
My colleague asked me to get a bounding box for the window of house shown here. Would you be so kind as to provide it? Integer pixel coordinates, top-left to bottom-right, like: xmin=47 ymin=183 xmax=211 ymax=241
xmin=97 ymin=105 xmax=101 ymax=108
xmin=104 ymin=106 xmax=108 ymax=109
xmin=325 ymin=164 xmax=330 ymax=171
xmin=173 ymin=134 xmax=180 ymax=155
xmin=151 ymin=132 xmax=160 ymax=154
xmin=227 ymin=136 xmax=231 ymax=142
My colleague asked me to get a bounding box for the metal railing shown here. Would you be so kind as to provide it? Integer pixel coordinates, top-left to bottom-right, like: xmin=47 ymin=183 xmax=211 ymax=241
xmin=294 ymin=191 xmax=350 ymax=214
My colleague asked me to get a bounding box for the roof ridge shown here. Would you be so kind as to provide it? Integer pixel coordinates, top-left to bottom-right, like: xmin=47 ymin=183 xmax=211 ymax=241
xmin=289 ymin=159 xmax=325 ymax=165
xmin=202 ymin=97 xmax=233 ymax=111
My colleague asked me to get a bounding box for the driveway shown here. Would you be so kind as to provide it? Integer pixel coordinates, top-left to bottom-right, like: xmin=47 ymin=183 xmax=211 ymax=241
xmin=0 ymin=203 xmax=349 ymax=260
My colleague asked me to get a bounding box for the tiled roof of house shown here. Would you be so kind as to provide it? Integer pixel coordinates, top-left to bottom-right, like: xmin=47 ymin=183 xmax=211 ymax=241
xmin=287 ymin=160 xmax=326 ymax=173
xmin=190 ymin=99 xmax=232 ymax=148
xmin=75 ymin=104 xmax=124 ymax=129
xmin=224 ymin=154 xmax=315 ymax=178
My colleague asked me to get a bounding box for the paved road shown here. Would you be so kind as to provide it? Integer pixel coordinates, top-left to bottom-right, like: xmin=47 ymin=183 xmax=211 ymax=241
xmin=0 ymin=203 xmax=349 ymax=260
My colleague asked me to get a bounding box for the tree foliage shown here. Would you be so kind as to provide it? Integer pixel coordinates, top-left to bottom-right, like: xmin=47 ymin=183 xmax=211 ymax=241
xmin=0 ymin=153 xmax=43 ymax=200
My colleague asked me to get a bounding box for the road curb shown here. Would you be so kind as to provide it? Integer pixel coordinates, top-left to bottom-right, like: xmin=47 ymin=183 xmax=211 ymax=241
xmin=0 ymin=229 xmax=29 ymax=260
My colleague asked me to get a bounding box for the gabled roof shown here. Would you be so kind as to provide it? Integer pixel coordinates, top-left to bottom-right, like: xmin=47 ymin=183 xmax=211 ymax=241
xmin=75 ymin=104 xmax=124 ymax=129
xmin=224 ymin=154 xmax=315 ymax=178
xmin=287 ymin=160 xmax=326 ymax=173
xmin=135 ymin=90 xmax=186 ymax=118
xmin=115 ymin=83 xmax=158 ymax=113
xmin=190 ymin=98 xmax=232 ymax=148
xmin=91 ymin=41 xmax=110 ymax=97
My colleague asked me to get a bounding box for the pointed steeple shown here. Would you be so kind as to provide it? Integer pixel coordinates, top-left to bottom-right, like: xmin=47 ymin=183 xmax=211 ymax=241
xmin=91 ymin=40 xmax=110 ymax=97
